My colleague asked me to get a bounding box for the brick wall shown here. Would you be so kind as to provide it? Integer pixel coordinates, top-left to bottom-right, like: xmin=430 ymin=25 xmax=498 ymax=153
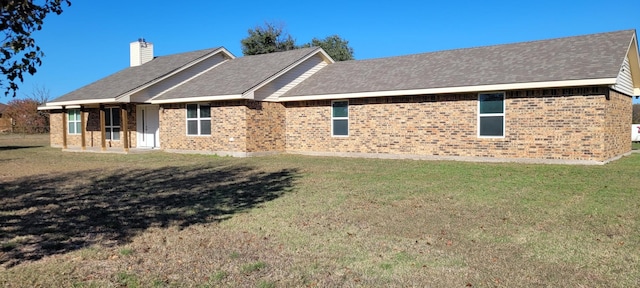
xmin=47 ymin=87 xmax=632 ymax=162
xmin=246 ymin=101 xmax=286 ymax=153
xmin=285 ymin=87 xmax=630 ymax=162
xmin=506 ymin=88 xmax=607 ymax=160
xmin=604 ymin=89 xmax=633 ymax=159
xmin=159 ymin=102 xmax=248 ymax=153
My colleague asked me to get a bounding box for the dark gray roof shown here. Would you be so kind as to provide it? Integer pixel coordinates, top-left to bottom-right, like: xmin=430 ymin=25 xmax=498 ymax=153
xmin=284 ymin=30 xmax=635 ymax=97
xmin=153 ymin=47 xmax=320 ymax=100
xmin=50 ymin=48 xmax=223 ymax=103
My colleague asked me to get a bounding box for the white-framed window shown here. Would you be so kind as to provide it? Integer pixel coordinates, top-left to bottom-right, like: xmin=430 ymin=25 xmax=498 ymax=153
xmin=186 ymin=103 xmax=211 ymax=136
xmin=67 ymin=109 xmax=81 ymax=135
xmin=332 ymin=100 xmax=349 ymax=137
xmin=105 ymin=107 xmax=121 ymax=141
xmin=478 ymin=92 xmax=505 ymax=137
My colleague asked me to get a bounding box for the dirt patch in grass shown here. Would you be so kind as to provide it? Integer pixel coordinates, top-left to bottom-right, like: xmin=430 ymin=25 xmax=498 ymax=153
xmin=1 ymin=134 xmax=639 ymax=287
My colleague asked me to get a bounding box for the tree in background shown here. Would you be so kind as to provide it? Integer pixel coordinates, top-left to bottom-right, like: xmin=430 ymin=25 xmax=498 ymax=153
xmin=1 ymin=0 xmax=71 ymax=97
xmin=302 ymin=35 xmax=354 ymax=61
xmin=633 ymin=104 xmax=640 ymax=124
xmin=241 ymin=22 xmax=296 ymax=56
xmin=241 ymin=22 xmax=355 ymax=61
xmin=3 ymin=85 xmax=50 ymax=133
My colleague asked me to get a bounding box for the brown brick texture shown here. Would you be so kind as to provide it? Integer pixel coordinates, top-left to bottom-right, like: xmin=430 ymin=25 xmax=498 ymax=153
xmin=159 ymin=101 xmax=285 ymax=154
xmin=285 ymin=87 xmax=632 ymax=162
xmin=246 ymin=101 xmax=285 ymax=153
xmin=159 ymin=102 xmax=247 ymax=152
xmin=604 ymin=90 xmax=632 ymax=159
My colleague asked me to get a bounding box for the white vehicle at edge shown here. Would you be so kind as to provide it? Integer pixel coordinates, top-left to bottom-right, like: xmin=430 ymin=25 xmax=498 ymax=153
xmin=633 ymin=124 xmax=640 ymax=142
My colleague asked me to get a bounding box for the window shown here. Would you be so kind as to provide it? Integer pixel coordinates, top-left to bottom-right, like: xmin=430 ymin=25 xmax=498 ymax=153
xmin=105 ymin=107 xmax=121 ymax=141
xmin=332 ymin=100 xmax=349 ymax=136
xmin=478 ymin=92 xmax=505 ymax=137
xmin=67 ymin=109 xmax=81 ymax=135
xmin=186 ymin=104 xmax=211 ymax=136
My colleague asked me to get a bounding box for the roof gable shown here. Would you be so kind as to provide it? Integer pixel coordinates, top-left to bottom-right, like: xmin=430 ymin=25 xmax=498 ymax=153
xmin=47 ymin=47 xmax=234 ymax=106
xmin=151 ymin=47 xmax=330 ymax=102
xmin=283 ymin=30 xmax=636 ymax=99
xmin=624 ymin=33 xmax=640 ymax=95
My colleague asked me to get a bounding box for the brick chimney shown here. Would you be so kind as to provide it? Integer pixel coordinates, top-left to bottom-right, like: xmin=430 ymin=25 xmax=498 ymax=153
xmin=130 ymin=38 xmax=154 ymax=67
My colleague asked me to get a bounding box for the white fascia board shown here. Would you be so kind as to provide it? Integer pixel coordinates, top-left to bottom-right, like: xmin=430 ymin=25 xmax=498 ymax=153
xmin=150 ymin=94 xmax=243 ymax=104
xmin=38 ymin=105 xmax=81 ymax=110
xmin=115 ymin=48 xmax=234 ymax=101
xmin=38 ymin=105 xmax=62 ymax=110
xmin=315 ymin=48 xmax=336 ymax=64
xmin=278 ymin=78 xmax=618 ymax=102
xmin=45 ymin=98 xmax=119 ymax=106
xmin=243 ymin=48 xmax=333 ymax=98
xmin=218 ymin=47 xmax=236 ymax=59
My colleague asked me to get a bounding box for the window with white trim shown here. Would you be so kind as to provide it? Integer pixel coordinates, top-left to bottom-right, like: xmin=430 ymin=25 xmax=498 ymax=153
xmin=186 ymin=104 xmax=211 ymax=136
xmin=332 ymin=100 xmax=349 ymax=136
xmin=105 ymin=107 xmax=121 ymax=141
xmin=67 ymin=109 xmax=81 ymax=135
xmin=478 ymin=92 xmax=505 ymax=137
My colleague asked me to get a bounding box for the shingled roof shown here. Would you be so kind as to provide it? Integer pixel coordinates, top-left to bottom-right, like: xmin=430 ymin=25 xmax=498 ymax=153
xmin=49 ymin=47 xmax=226 ymax=104
xmin=283 ymin=30 xmax=636 ymax=99
xmin=151 ymin=47 xmax=322 ymax=102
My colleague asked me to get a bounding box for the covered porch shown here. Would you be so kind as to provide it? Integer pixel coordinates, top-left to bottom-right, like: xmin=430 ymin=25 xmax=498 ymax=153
xmin=40 ymin=103 xmax=160 ymax=153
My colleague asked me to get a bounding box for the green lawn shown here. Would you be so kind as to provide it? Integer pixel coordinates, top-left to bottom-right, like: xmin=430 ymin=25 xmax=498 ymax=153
xmin=1 ymin=134 xmax=639 ymax=287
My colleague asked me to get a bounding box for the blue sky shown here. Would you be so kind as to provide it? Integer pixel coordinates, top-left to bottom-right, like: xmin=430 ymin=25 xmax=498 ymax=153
xmin=4 ymin=0 xmax=640 ymax=104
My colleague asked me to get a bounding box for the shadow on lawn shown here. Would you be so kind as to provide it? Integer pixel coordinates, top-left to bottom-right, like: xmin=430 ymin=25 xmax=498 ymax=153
xmin=0 ymin=145 xmax=44 ymax=151
xmin=0 ymin=164 xmax=298 ymax=268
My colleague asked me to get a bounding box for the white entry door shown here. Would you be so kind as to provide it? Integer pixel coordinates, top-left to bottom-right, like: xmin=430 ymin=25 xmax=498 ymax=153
xmin=136 ymin=105 xmax=160 ymax=148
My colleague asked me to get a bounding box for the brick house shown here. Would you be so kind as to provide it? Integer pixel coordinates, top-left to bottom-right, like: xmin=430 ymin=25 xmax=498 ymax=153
xmin=41 ymin=30 xmax=640 ymax=164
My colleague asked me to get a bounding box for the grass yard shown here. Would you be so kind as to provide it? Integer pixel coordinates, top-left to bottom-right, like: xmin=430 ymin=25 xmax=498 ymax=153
xmin=1 ymin=134 xmax=639 ymax=287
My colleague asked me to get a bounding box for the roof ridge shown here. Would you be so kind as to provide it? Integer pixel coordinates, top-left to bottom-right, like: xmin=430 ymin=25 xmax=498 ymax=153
xmin=153 ymin=46 xmax=223 ymax=59
xmin=236 ymin=46 xmax=319 ymax=59
xmin=344 ymin=29 xmax=636 ymax=64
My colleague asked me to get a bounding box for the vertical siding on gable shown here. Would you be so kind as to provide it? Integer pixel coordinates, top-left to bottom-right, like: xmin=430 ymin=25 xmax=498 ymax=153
xmin=254 ymin=55 xmax=328 ymax=101
xmin=612 ymin=56 xmax=634 ymax=96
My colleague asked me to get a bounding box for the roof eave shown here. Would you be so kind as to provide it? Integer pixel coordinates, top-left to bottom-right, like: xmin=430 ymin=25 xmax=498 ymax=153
xmin=150 ymin=94 xmax=244 ymax=104
xmin=44 ymin=98 xmax=121 ymax=107
xmin=279 ymin=78 xmax=618 ymax=102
